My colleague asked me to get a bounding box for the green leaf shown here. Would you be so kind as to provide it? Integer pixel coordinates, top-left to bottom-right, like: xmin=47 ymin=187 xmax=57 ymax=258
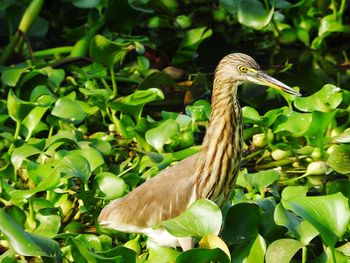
xmin=22 ymin=106 xmax=49 ymax=140
xmin=318 ymin=14 xmax=344 ymax=37
xmin=1 ymin=67 xmax=28 ymax=86
xmin=52 ymin=97 xmax=87 ymax=124
xmin=0 ymin=209 xmax=62 ymax=260
xmin=265 ymin=239 xmax=304 ymax=263
xmin=38 ymin=66 xmax=65 ymax=87
xmin=147 ymin=241 xmax=179 ymax=263
xmin=145 ymin=119 xmax=179 ymax=152
xmin=245 ymin=234 xmax=266 ymax=263
xmin=90 ymin=34 xmax=129 ymax=68
xmin=11 ymin=144 xmax=41 ymax=170
xmin=273 ymin=109 xmax=311 ymax=136
xmin=326 ymin=145 xmax=350 ymax=174
xmin=242 ymin=106 xmax=261 ymax=124
xmin=7 ymin=90 xmax=35 ymax=122
xmin=72 ymin=147 xmax=105 ymax=171
xmin=95 ymin=172 xmax=126 ymax=200
xmin=332 ymin=130 xmax=350 ymax=143
xmin=72 ymin=0 xmax=99 ymax=8
xmin=244 ymin=169 xmax=279 ymax=192
xmin=34 ymin=212 xmax=61 ymax=237
xmin=161 ymin=199 xmax=222 ymax=237
xmin=55 ymin=151 xmax=91 ymax=181
xmin=283 ymin=192 xmax=350 ymax=247
xmin=238 ymin=0 xmax=275 ymax=30
xmin=176 ymin=248 xmax=230 ymax=263
xmin=222 ymin=203 xmax=260 ymax=244
xmin=294 ymin=84 xmax=342 ymax=112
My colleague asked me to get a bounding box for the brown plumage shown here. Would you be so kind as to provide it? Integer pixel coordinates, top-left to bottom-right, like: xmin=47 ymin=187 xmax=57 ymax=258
xmin=98 ymin=53 xmax=301 ymax=249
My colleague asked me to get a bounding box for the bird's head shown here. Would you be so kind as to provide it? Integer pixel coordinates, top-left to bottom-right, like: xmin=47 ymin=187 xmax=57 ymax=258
xmin=216 ymin=53 xmax=301 ymax=96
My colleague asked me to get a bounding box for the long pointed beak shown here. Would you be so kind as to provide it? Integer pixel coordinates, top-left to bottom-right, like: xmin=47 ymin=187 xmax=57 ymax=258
xmin=253 ymin=71 xmax=301 ymax=96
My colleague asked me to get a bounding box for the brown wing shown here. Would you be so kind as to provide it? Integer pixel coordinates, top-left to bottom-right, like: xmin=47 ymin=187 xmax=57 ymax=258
xmin=98 ymin=153 xmax=199 ymax=230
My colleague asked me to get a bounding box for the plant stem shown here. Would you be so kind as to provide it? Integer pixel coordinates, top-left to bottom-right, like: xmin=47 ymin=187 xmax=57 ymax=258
xmin=329 ymin=246 xmax=336 ymax=263
xmin=302 ymin=247 xmax=307 ymax=263
xmin=109 ymin=67 xmax=118 ymax=100
xmin=34 ymin=46 xmax=73 ymax=57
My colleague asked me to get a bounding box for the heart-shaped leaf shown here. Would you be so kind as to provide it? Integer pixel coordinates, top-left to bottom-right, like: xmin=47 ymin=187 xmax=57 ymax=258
xmin=161 ymin=199 xmax=222 ymax=237
xmin=238 ymin=0 xmax=275 ymax=30
xmin=265 ymin=239 xmax=304 ymax=263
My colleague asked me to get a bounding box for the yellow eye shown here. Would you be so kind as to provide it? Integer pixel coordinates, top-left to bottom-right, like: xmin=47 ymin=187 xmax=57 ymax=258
xmin=239 ymin=66 xmax=248 ymax=73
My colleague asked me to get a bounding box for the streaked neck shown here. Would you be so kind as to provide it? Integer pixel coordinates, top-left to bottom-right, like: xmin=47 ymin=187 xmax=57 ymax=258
xmin=194 ymin=77 xmax=243 ymax=206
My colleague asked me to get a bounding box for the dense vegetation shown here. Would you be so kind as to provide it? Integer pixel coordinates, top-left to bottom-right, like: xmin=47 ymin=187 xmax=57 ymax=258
xmin=0 ymin=0 xmax=350 ymax=262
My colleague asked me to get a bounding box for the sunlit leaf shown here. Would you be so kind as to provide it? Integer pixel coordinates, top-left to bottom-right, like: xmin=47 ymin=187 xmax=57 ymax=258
xmin=326 ymin=145 xmax=350 ymax=174
xmin=147 ymin=241 xmax=179 ymax=263
xmin=7 ymin=90 xmax=35 ymax=122
xmin=283 ymin=192 xmax=350 ymax=247
xmin=199 ymin=234 xmax=231 ymax=259
xmin=11 ymin=144 xmax=41 ymax=170
xmin=1 ymin=67 xmax=28 ymax=87
xmin=265 ymin=239 xmax=304 ymax=263
xmin=244 ymin=169 xmax=280 ymax=192
xmin=294 ymin=84 xmax=342 ymax=112
xmin=0 ymin=209 xmax=62 ymax=260
xmin=161 ymin=199 xmax=222 ymax=237
xmin=52 ymin=97 xmax=87 ymax=124
xmin=145 ymin=119 xmax=179 ymax=152
xmin=95 ymin=172 xmax=126 ymax=200
xmin=273 ymin=109 xmax=311 ymax=136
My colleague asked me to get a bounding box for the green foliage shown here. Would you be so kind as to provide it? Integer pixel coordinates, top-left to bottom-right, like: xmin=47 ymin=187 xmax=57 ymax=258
xmin=0 ymin=0 xmax=349 ymax=262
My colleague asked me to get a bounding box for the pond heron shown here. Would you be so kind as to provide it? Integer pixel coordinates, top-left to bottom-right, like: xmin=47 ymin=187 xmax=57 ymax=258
xmin=98 ymin=53 xmax=301 ymax=250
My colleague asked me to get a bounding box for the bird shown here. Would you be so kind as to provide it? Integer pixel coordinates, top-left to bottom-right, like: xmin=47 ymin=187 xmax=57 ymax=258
xmin=98 ymin=53 xmax=301 ymax=250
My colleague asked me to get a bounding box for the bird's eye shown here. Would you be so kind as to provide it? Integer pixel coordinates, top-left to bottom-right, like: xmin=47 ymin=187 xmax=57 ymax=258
xmin=238 ymin=66 xmax=248 ymax=73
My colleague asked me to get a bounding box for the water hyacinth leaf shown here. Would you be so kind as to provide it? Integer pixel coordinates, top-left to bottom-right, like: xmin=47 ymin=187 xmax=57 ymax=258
xmin=283 ymin=192 xmax=350 ymax=247
xmin=161 ymin=199 xmax=222 ymax=237
xmin=238 ymin=0 xmax=274 ymax=30
xmin=294 ymin=84 xmax=342 ymax=112
xmin=0 ymin=209 xmax=62 ymax=260
xmin=245 ymin=234 xmax=266 ymax=263
xmin=274 ymin=203 xmax=302 ymax=239
xmin=265 ymin=239 xmax=304 ymax=263
xmin=11 ymin=144 xmax=42 ymax=170
xmin=326 ymin=145 xmax=350 ymax=174
xmin=22 ymin=106 xmax=49 ymax=139
xmin=222 ymin=203 xmax=260 ymax=244
xmin=297 ymin=220 xmax=319 ymax=245
xmin=242 ymin=106 xmax=261 ymax=124
xmin=95 ymin=172 xmax=126 ymax=200
xmin=90 ymin=34 xmax=129 ymax=68
xmin=199 ymin=234 xmax=231 ymax=259
xmin=68 ymin=237 xmax=134 ymax=262
xmin=52 ymin=97 xmax=87 ymax=124
xmin=244 ymin=169 xmax=279 ymax=191
xmin=34 ymin=213 xmax=61 ymax=237
xmin=318 ymin=14 xmax=344 ymax=37
xmin=332 ymin=130 xmax=350 ymax=143
xmin=186 ymin=99 xmax=211 ymax=121
xmin=55 ymin=151 xmax=91 ymax=181
xmin=109 ymin=88 xmax=164 ymax=120
xmin=176 ymin=248 xmax=230 ymax=263
xmin=7 ymin=90 xmax=35 ymax=122
xmin=119 ymin=114 xmax=136 ymax=139
xmin=9 ymin=170 xmax=60 ymax=202
xmin=145 ymin=119 xmax=179 ymax=152
xmin=72 ymin=147 xmax=105 ymax=171
xmin=1 ymin=67 xmax=28 ymax=86
xmin=147 ymin=241 xmax=179 ymax=263
xmin=139 ymin=71 xmax=176 ymax=91
xmin=38 ymin=67 xmax=65 ymax=87
xmin=305 ymin=111 xmax=336 ymax=146
xmin=72 ymin=0 xmax=100 ymax=8
xmin=273 ymin=109 xmax=311 ymax=136
xmin=172 ymin=27 xmax=212 ymax=65
xmin=121 ymin=88 xmax=164 ymax=105
xmin=281 ymin=186 xmax=308 ymax=200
